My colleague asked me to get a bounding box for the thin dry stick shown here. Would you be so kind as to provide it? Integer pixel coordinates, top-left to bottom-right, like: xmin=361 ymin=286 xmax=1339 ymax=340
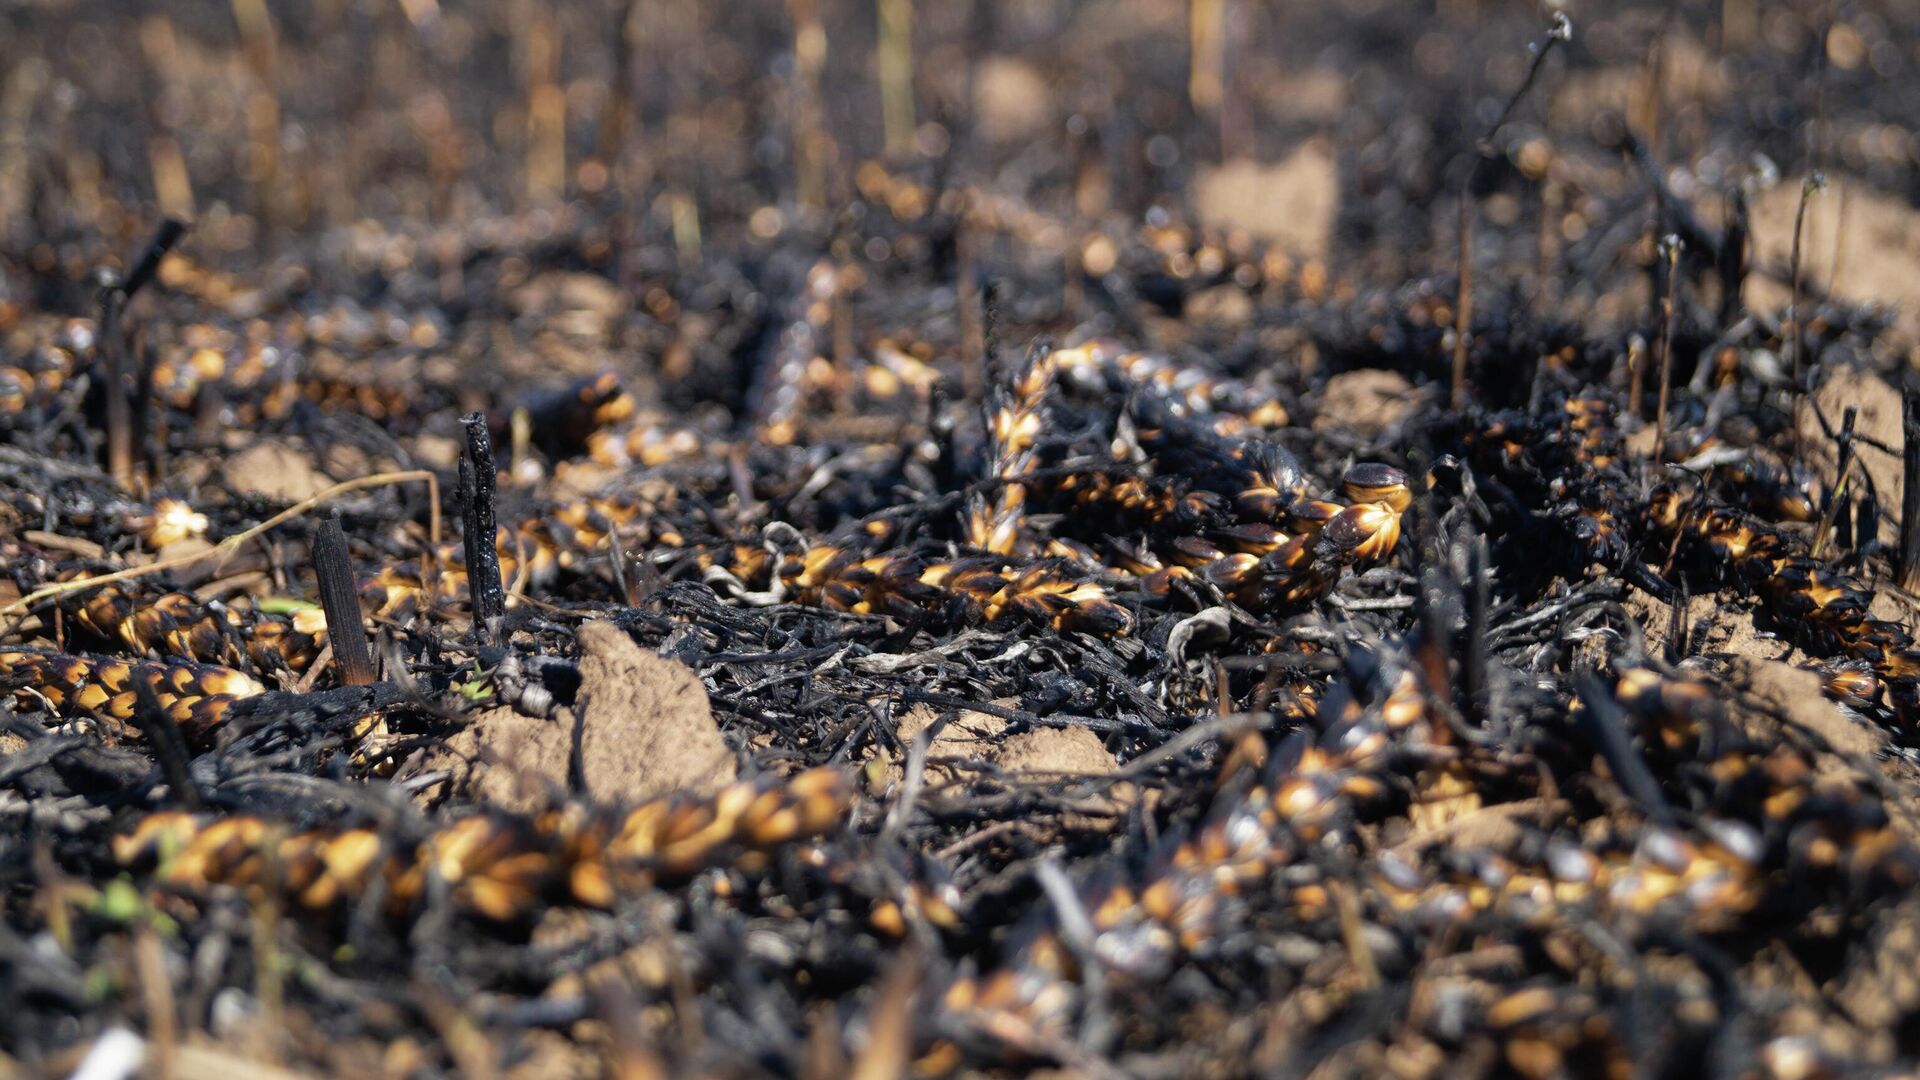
xmin=2 ymin=470 xmax=440 ymax=616
xmin=1451 ymin=195 xmax=1473 ymax=411
xmin=1810 ymin=405 xmax=1859 ymax=559
xmin=1786 ymin=172 xmax=1826 ymax=457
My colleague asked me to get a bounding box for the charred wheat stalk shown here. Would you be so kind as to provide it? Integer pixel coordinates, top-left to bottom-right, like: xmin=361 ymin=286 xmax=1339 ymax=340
xmin=1653 ymin=234 xmax=1683 ymax=445
xmin=313 ymin=511 xmax=374 ymax=686
xmin=1903 ymin=384 xmax=1920 ymax=593
xmin=1781 ymin=171 xmax=1827 ymax=395
xmin=459 ymin=412 xmax=506 ymax=642
xmin=1718 ymin=186 xmax=1748 ymax=328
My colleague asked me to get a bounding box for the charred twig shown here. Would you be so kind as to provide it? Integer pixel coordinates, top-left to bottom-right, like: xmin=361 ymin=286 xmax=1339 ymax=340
xmin=123 ymin=218 xmax=188 ymax=300
xmin=312 ymin=511 xmax=373 ymax=686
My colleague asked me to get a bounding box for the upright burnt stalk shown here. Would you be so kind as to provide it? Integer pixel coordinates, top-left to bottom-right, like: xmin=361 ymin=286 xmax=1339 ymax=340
xmin=96 ymin=219 xmax=189 ymax=491
xmin=1451 ymin=13 xmax=1571 ymax=411
xmin=1786 ymin=174 xmax=1824 ymax=395
xmin=313 ymin=511 xmax=374 ymax=686
xmin=1717 ymin=186 xmax=1748 ymax=328
xmin=1653 ymin=235 xmax=1682 ymax=444
xmin=1900 ymin=383 xmax=1920 ymax=593
xmin=96 ymin=278 xmax=131 ymax=489
xmin=460 ymin=412 xmax=506 ymax=642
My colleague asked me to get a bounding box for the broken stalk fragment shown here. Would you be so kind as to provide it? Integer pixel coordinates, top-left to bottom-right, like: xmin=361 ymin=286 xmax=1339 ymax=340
xmin=460 ymin=411 xmax=506 ymax=643
xmin=313 ymin=510 xmax=374 ymax=686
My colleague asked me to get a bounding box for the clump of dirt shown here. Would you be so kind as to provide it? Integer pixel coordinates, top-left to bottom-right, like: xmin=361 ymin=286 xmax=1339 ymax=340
xmin=1313 ymin=368 xmax=1423 ymax=439
xmin=223 ymin=440 xmax=332 ymax=502
xmin=1627 ymin=587 xmax=1799 ymax=665
xmin=893 ymin=703 xmax=1115 ymax=782
xmin=422 ymin=621 xmax=735 ymax=811
xmin=1192 ymin=140 xmax=1338 ymax=257
xmin=1724 ymin=656 xmax=1879 ymax=760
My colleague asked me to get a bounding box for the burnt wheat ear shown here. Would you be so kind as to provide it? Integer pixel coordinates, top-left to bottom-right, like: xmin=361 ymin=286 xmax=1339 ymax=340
xmin=114 ymin=768 xmax=852 ymax=922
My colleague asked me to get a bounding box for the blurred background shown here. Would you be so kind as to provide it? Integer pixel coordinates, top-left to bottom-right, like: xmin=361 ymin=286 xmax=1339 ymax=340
xmin=1 ymin=0 xmax=1916 ymax=366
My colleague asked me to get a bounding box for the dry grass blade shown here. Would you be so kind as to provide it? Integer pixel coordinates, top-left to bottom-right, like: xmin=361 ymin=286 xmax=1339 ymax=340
xmin=2 ymin=470 xmax=440 ymax=617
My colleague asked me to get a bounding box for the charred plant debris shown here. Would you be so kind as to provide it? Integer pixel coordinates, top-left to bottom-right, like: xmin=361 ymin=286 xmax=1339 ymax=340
xmin=5 ymin=2 xmax=1920 ymax=1078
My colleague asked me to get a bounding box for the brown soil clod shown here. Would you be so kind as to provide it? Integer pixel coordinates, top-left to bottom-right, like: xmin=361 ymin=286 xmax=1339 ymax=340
xmin=426 ymin=622 xmax=734 ymax=812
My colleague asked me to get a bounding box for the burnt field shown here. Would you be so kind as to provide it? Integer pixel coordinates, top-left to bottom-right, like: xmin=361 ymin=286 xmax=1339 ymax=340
xmin=4 ymin=1 xmax=1920 ymax=1077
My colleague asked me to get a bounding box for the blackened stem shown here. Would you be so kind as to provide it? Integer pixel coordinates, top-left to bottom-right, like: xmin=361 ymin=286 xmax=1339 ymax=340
xmin=1717 ymin=187 xmax=1748 ymax=329
xmin=122 ymin=218 xmax=188 ymax=300
xmin=460 ymin=411 xmax=506 ymax=642
xmin=97 ymin=284 xmax=131 ymax=489
xmin=130 ymin=681 xmax=202 ymax=809
xmin=314 ymin=510 xmax=374 ymax=686
xmin=1898 ymin=383 xmax=1920 ymax=592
